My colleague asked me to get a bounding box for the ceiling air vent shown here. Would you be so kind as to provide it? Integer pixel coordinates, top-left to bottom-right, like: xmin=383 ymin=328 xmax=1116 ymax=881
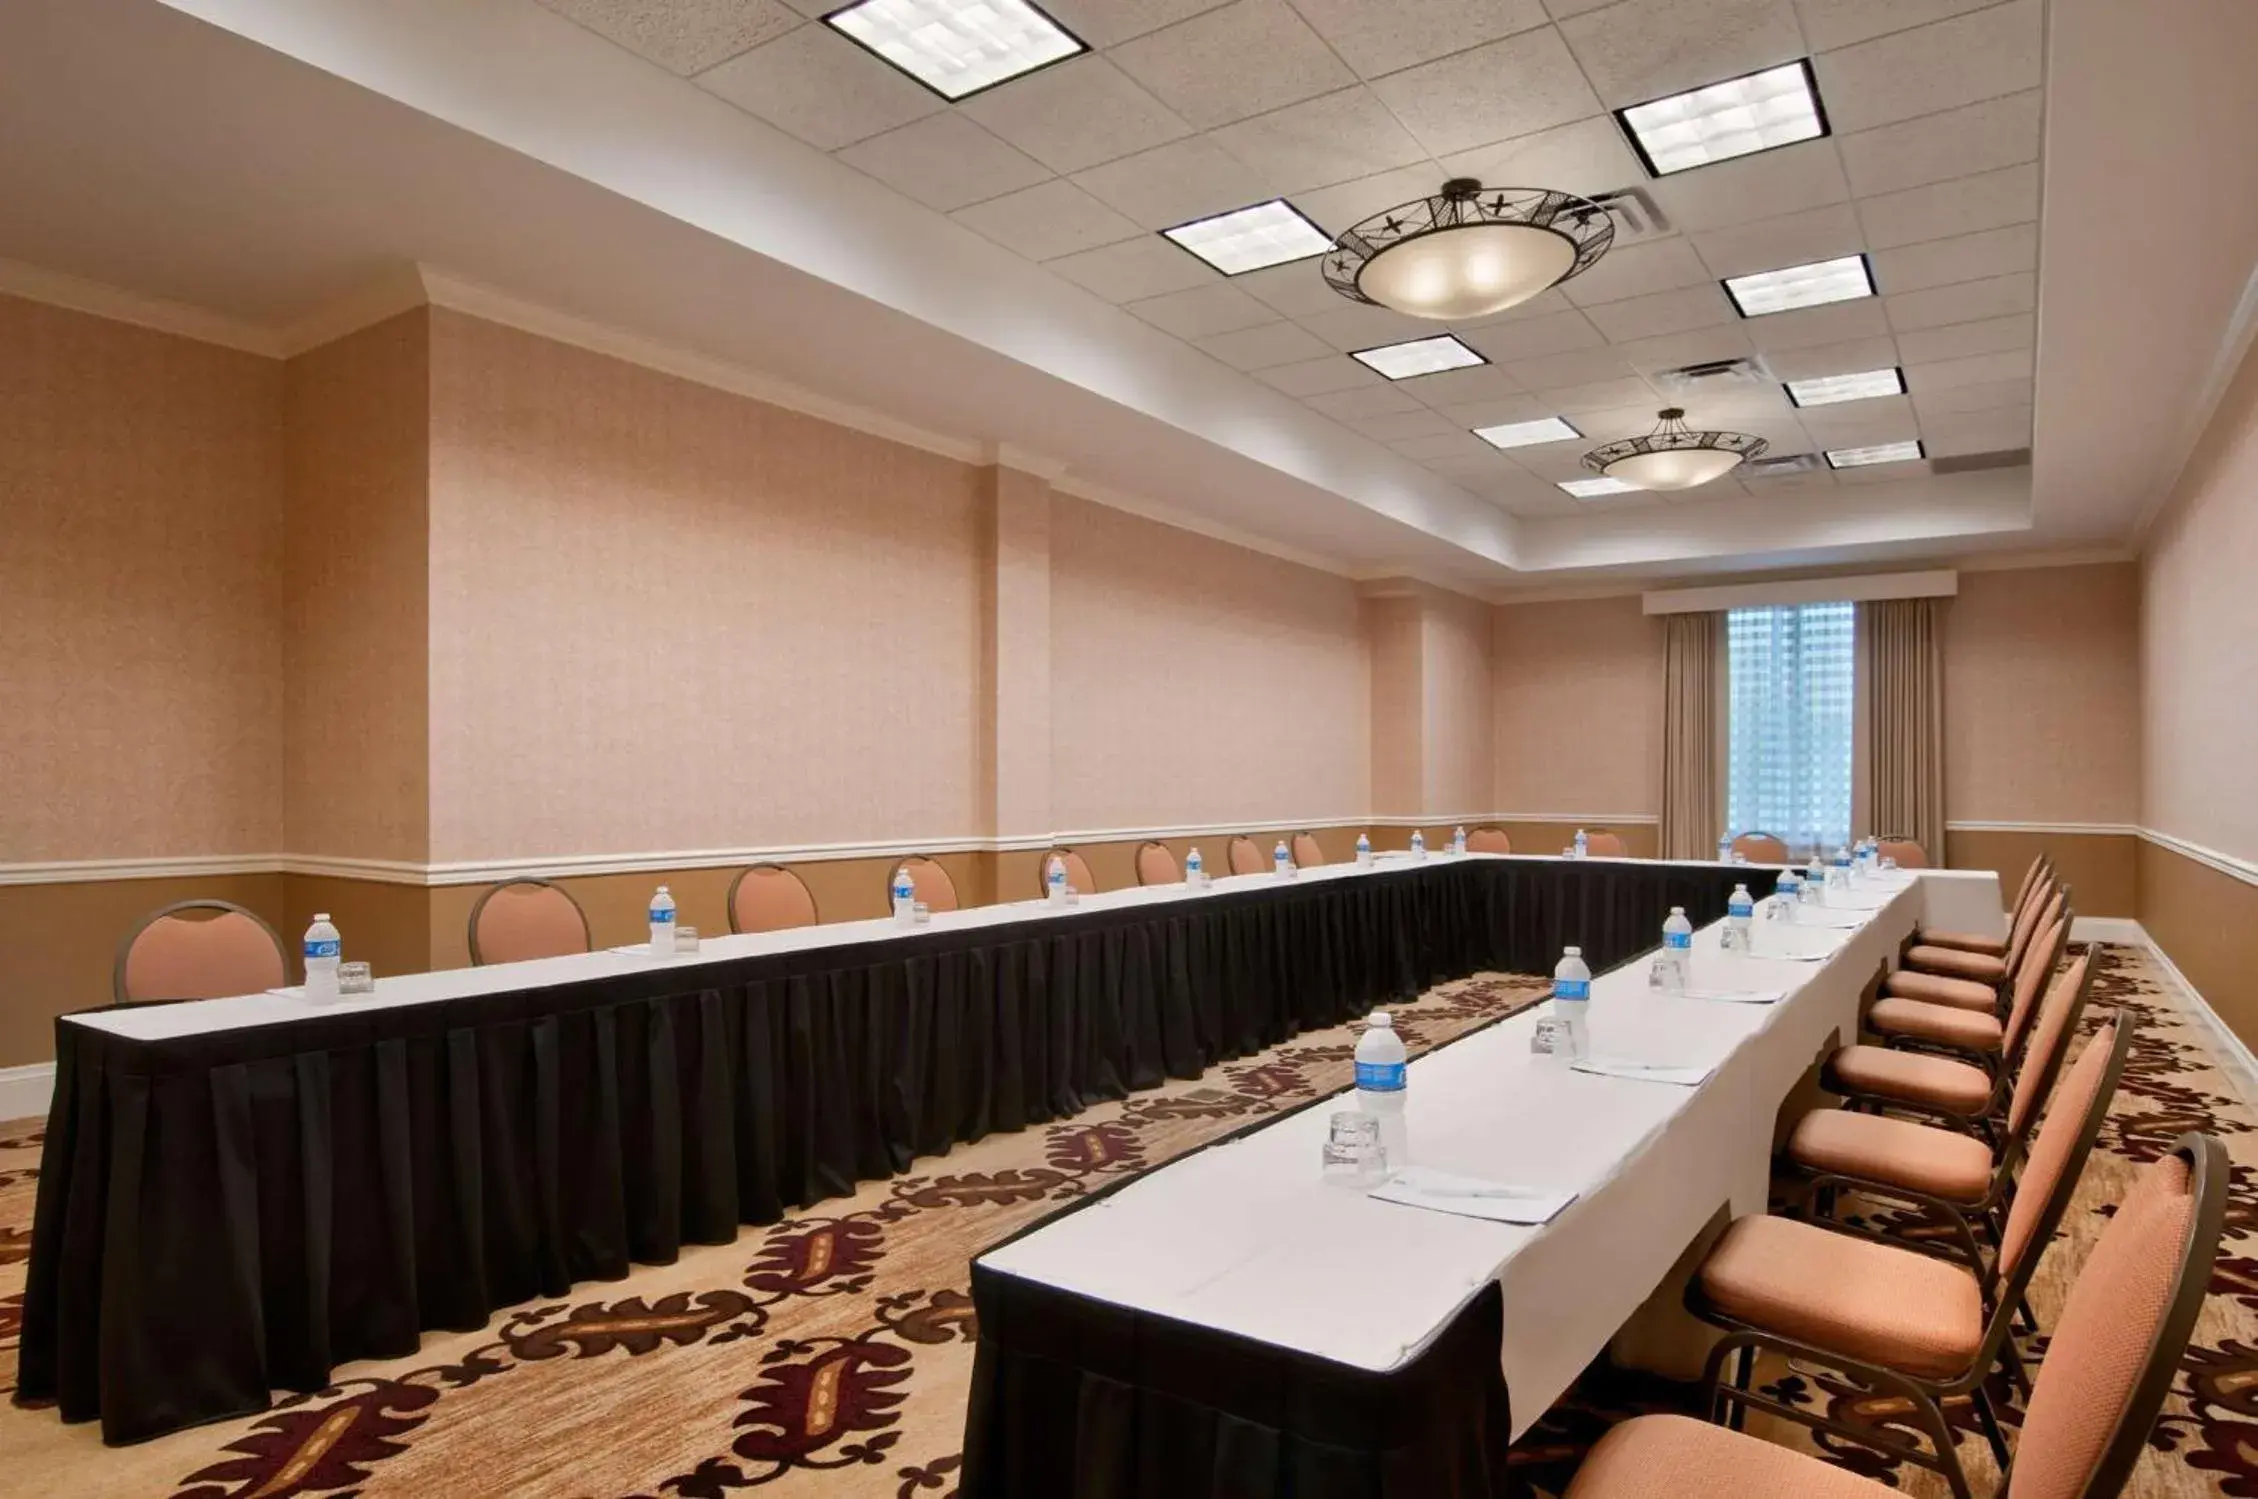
xmin=1652 ymin=354 xmax=1773 ymax=395
xmin=1589 ymin=186 xmax=1672 ymax=244
xmin=1931 ymin=447 xmax=2033 ymax=475
xmin=1743 ymin=452 xmax=1823 ymax=478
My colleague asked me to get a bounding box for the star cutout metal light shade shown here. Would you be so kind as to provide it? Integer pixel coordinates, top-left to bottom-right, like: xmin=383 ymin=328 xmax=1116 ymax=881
xmin=1581 ymin=408 xmax=1769 ymax=491
xmin=1324 ymin=178 xmax=1615 ymax=322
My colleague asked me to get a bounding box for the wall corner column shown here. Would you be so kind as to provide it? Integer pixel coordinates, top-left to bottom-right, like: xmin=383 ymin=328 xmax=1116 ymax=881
xmin=977 ymin=454 xmax=1056 ymax=902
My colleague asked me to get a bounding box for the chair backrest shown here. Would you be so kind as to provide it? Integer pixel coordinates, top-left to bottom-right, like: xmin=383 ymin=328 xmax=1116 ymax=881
xmin=468 ymin=879 xmax=593 ymax=966
xmin=1729 ymin=832 xmax=1789 ymax=863
xmin=1877 ymin=836 xmax=1929 ymax=868
xmin=1996 ymin=1012 xmax=2134 ymax=1289
xmin=2006 ymin=881 xmax=2066 ymax=975
xmin=1226 ymin=836 xmax=1267 ymax=876
xmin=2005 ymin=1133 xmax=2227 ymax=1499
xmin=1999 ymin=911 xmax=2070 ymax=1060
xmin=729 ymin=863 xmax=818 ymax=934
xmin=1134 ymin=840 xmax=1181 ymax=886
xmin=114 ymin=899 xmax=288 ymax=1005
xmin=2007 ymin=946 xmax=2097 ymax=1141
xmin=1290 ymin=831 xmax=1325 ymax=868
xmin=1037 ymin=847 xmax=1096 ymax=897
xmin=1583 ymin=829 xmax=1629 ymax=858
xmin=889 ymin=855 xmax=959 ymax=913
xmin=1466 ymin=825 xmax=1512 ymax=854
xmin=2011 ymin=854 xmax=2052 ymax=918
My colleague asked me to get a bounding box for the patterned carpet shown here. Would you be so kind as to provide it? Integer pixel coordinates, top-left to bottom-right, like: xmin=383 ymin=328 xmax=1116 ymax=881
xmin=0 ymin=945 xmax=2250 ymax=1498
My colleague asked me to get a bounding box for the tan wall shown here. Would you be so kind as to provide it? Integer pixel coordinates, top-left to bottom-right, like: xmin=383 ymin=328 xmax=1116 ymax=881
xmin=1944 ymin=829 xmax=2134 ymax=917
xmin=1422 ymin=589 xmax=1495 ymax=815
xmin=1365 ymin=596 xmax=1424 ymax=818
xmin=1492 ymin=596 xmax=1663 ymax=817
xmin=2139 ymin=840 xmax=2258 ymax=1042
xmin=0 ymin=294 xmax=285 ymax=862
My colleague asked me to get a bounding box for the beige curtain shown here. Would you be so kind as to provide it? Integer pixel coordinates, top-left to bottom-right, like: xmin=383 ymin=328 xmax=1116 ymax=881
xmin=1855 ymin=598 xmax=1946 ymax=864
xmin=1659 ymin=611 xmax=1726 ymax=860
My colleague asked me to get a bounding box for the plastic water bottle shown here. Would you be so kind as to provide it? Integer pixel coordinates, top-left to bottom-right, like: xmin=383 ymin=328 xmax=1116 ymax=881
xmin=1410 ymin=828 xmax=1427 ymax=860
xmin=303 ymin=913 xmax=341 ymax=1001
xmin=1771 ymin=869 xmax=1801 ymax=919
xmin=1717 ymin=833 xmax=1733 ymax=863
xmin=1552 ymin=946 xmax=1592 ymax=1059
xmin=649 ymin=885 xmax=677 ymax=955
xmin=1355 ymin=831 xmax=1372 ymax=867
xmin=1573 ymin=828 xmax=1589 ymax=859
xmin=1354 ymin=1010 xmax=1409 ymax=1172
xmin=1802 ymin=854 xmax=1826 ymax=904
xmin=1274 ymin=840 xmax=1294 ymax=878
xmin=1047 ymin=853 xmax=1069 ymax=903
xmin=1659 ymin=906 xmax=1693 ymax=992
xmin=891 ymin=865 xmax=916 ymax=922
xmin=1721 ymin=884 xmax=1754 ymax=952
xmin=1452 ymin=825 xmax=1467 ymax=855
xmin=1829 ymin=844 xmax=1852 ymax=892
xmin=1186 ymin=846 xmax=1205 ymax=886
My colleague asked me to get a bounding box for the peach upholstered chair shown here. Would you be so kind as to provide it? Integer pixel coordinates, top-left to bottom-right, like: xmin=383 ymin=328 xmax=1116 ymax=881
xmin=728 ymin=863 xmax=818 ymax=934
xmin=1134 ymin=841 xmax=1181 ymax=886
xmin=468 ymin=879 xmax=593 ymax=966
xmin=113 ymin=899 xmax=288 ymax=1005
xmin=1565 ymin=1128 xmax=2226 ymax=1499
xmin=1903 ymin=865 xmax=2057 ymax=986
xmin=1581 ymin=828 xmax=1630 ymax=858
xmin=1887 ymin=881 xmax=2065 ymax=1015
xmin=1290 ymin=831 xmax=1325 ymax=868
xmin=1729 ymin=831 xmax=1789 ymax=863
xmin=1466 ymin=826 xmax=1511 ymax=854
xmin=887 ymin=855 xmax=958 ymax=913
xmin=1034 ymin=847 xmax=1096 ymax=897
xmin=1225 ymin=836 xmax=1267 ymax=876
xmin=1918 ymin=855 xmax=2049 ymax=958
xmin=1876 ymin=835 xmax=1929 ymax=868
xmin=1863 ymin=912 xmax=2069 ymax=1070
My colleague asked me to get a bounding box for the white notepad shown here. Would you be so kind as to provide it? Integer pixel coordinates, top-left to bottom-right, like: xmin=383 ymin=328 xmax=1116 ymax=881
xmin=1570 ymin=1057 xmax=1716 ymax=1086
xmin=1682 ymin=988 xmax=1785 ymax=1005
xmin=1368 ymin=1167 xmax=1577 ymax=1225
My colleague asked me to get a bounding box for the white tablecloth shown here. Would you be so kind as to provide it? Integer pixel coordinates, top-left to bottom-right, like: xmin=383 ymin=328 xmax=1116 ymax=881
xmin=977 ymin=867 xmax=2001 ymax=1437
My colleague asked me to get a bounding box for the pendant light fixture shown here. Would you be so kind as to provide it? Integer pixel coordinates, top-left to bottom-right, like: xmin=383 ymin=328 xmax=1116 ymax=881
xmin=1323 ymin=179 xmax=1614 ymax=322
xmin=1581 ymin=408 xmax=1768 ymax=491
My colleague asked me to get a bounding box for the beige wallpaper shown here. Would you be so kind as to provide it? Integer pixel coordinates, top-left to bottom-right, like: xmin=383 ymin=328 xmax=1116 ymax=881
xmin=1422 ymin=589 xmax=1495 ymax=815
xmin=1492 ymin=596 xmax=1663 ymax=817
xmin=1365 ymin=595 xmax=1424 ymax=817
xmin=1048 ymin=496 xmax=1370 ymax=830
xmin=0 ymin=293 xmax=285 ymax=861
xmin=1943 ymin=563 xmax=2140 ymax=826
xmin=423 ymin=309 xmax=985 ymax=862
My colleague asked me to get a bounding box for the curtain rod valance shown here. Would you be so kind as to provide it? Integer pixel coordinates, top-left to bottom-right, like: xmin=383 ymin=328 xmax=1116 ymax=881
xmin=1643 ymin=569 xmax=1957 ymax=615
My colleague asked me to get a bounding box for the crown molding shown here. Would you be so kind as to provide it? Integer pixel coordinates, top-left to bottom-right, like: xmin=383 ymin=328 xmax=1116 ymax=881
xmin=1049 ymin=473 xmax=1355 ymax=578
xmin=0 ymin=256 xmax=281 ymax=355
xmin=275 ymin=264 xmax=432 ymax=356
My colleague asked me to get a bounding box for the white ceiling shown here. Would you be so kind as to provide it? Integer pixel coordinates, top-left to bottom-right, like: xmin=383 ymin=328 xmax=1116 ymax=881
xmin=3 ymin=0 xmax=2256 ymax=591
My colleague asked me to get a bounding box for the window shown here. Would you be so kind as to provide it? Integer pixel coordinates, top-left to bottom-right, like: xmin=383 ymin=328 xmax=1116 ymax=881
xmin=1727 ymin=602 xmax=1853 ymax=857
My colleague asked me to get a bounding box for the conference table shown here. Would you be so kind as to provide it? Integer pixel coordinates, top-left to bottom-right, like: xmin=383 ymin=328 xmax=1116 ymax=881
xmin=961 ymin=864 xmax=2002 ymax=1499
xmin=16 ymin=847 xmax=1981 ymax=1446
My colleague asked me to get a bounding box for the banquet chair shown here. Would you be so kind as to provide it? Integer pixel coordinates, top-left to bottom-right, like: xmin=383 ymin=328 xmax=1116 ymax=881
xmin=113 ymin=898 xmax=288 ymax=1005
xmin=1134 ymin=840 xmax=1181 ymax=886
xmin=1886 ymin=881 xmax=2065 ymax=1011
xmin=1729 ymin=831 xmax=1789 ymax=863
xmin=1226 ymin=835 xmax=1267 ymax=876
xmin=1582 ymin=828 xmax=1630 ymax=857
xmin=728 ymin=862 xmax=818 ymax=934
xmin=1686 ymin=1014 xmax=2137 ymax=1499
xmin=1863 ymin=912 xmax=2069 ymax=1070
xmin=1035 ymin=846 xmax=1096 ymax=897
xmin=468 ymin=879 xmax=593 ymax=965
xmin=1917 ymin=855 xmax=2049 ymax=958
xmin=1566 ymin=1127 xmax=2225 ymax=1499
xmin=1877 ymin=836 xmax=1930 ymax=868
xmin=1290 ymin=830 xmax=1325 ymax=868
xmin=1903 ymin=862 xmax=2056 ymax=985
xmin=886 ymin=854 xmax=959 ymax=913
xmin=1466 ymin=825 xmax=1512 ymax=854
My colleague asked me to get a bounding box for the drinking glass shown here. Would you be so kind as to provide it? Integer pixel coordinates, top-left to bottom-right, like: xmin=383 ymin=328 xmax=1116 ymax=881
xmin=1320 ymin=1111 xmax=1387 ymax=1187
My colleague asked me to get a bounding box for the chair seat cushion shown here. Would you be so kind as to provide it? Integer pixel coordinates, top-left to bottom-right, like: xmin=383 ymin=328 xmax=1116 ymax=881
xmin=1867 ymin=997 xmax=2006 ymax=1053
xmin=1827 ymin=1044 xmax=1993 ymax=1114
xmin=1787 ymin=1108 xmax=1996 ymax=1204
xmin=1915 ymin=928 xmax=2008 ymax=957
xmin=1882 ymin=968 xmax=1998 ymax=1013
xmin=1696 ymin=1214 xmax=1985 ymax=1380
xmin=1565 ymin=1413 xmax=1890 ymax=1499
xmin=1905 ymin=944 xmax=2009 ymax=983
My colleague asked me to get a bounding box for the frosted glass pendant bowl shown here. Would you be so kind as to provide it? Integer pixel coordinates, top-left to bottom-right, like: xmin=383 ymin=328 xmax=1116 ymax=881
xmin=1583 ymin=409 xmax=1769 ymax=492
xmin=1324 ymin=179 xmax=1614 ymax=322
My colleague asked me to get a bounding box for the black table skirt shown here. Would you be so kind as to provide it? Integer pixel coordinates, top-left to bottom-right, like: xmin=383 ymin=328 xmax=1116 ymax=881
xmin=17 ymin=856 xmax=1767 ymax=1444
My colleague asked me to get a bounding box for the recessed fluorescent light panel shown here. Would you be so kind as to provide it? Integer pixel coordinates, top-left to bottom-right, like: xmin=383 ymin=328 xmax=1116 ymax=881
xmin=1352 ymin=335 xmax=1486 ymax=380
xmin=1723 ymin=254 xmax=1874 ymax=317
xmin=1560 ymin=476 xmax=1639 ymax=498
xmin=1785 ymin=367 xmax=1906 ymax=407
xmin=1618 ymin=60 xmax=1828 ymax=177
xmin=1825 ymin=439 xmax=1925 ymax=469
xmin=1476 ymin=416 xmax=1584 ymax=450
xmin=1163 ymin=199 xmax=1332 ymax=276
xmin=826 ymin=0 xmax=1085 ymax=101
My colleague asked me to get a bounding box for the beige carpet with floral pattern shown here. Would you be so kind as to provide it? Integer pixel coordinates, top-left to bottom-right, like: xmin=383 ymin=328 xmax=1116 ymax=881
xmin=0 ymin=946 xmax=2250 ymax=1498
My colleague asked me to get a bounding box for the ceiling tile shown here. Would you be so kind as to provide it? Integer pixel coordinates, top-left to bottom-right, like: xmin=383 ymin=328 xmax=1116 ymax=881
xmin=1870 ymin=223 xmax=2035 ymax=295
xmin=1439 ymin=116 xmax=1647 ymax=201
xmin=1795 ymin=393 xmax=1913 ymax=439
xmin=1255 ymin=354 xmax=1383 ymax=395
xmin=1393 ymin=431 xmax=1501 ymax=462
xmin=1647 ymin=139 xmax=1850 ymax=233
xmin=1234 ymin=259 xmax=1346 ymax=316
xmin=836 ymin=113 xmax=1053 ymax=212
xmin=1919 ymin=404 xmax=2031 ymax=456
xmin=1293 ymin=167 xmax=1447 ymax=235
xmin=1435 ymin=394 xmax=1556 ymax=429
xmin=1538 ymin=375 xmax=1665 ymax=413
xmin=1071 ymin=136 xmax=1275 ymax=228
xmin=1047 ymin=234 xmax=1220 ymax=300
xmin=1505 ymin=346 xmax=1639 ymax=389
xmin=1423 ymin=447 xmax=1525 ymax=480
xmin=1814 ymin=0 xmax=2041 ymax=134
xmin=1911 ymin=376 xmax=2032 ymax=416
xmin=1402 ymin=364 xmax=1529 ymax=407
xmin=1904 ymin=346 xmax=2034 ymax=390
xmin=1689 ymin=204 xmax=1864 ymax=280
xmin=1581 ymin=283 xmax=1738 ymax=341
xmin=1837 ymin=89 xmax=2042 ymax=198
xmin=1892 ymin=312 xmax=2032 ymax=364
xmin=697 ymin=24 xmax=942 ymax=149
xmin=1459 ymin=286 xmax=1577 ymax=327
xmin=1111 ymin=0 xmax=1355 ymax=129
xmin=1759 ymin=334 xmax=1899 ymax=381
xmin=1612 ymin=324 xmax=1757 ymax=375
xmin=1350 ymin=409 xmax=1459 ymax=441
xmin=1193 ymin=320 xmax=1338 ymax=368
xmin=1296 ymin=300 xmax=1451 ymax=350
xmin=960 ymin=56 xmax=1192 ymax=174
xmin=1369 ymin=28 xmax=1602 ymax=157
xmin=1741 ymin=295 xmax=1892 ymax=351
xmin=1124 ymin=283 xmax=1282 ymax=337
xmin=1557 ymin=0 xmax=1805 ymax=108
xmin=1506 ymin=441 xmax=1608 ymax=480
xmin=538 ymin=0 xmax=801 ymax=76
xmin=1288 ymin=0 xmax=1548 ymax=77
xmin=1305 ymin=384 xmax=1426 ymax=420
xmin=1855 ymin=163 xmax=2038 ymax=251
xmin=1883 ymin=271 xmax=2034 ymax=332
xmin=1037 ymin=0 xmax=1233 ymax=48
xmin=1792 ymin=0 xmax=1999 ymax=52
xmin=952 ymin=178 xmax=1145 ymax=261
xmin=1561 ymin=237 xmax=1714 ymax=306
xmin=1457 ymin=308 xmax=1608 ymax=363
xmin=1209 ymin=88 xmax=1427 ymax=195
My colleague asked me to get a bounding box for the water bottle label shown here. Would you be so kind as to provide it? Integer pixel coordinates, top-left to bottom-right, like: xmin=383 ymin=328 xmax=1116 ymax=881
xmin=1354 ymin=1060 xmax=1406 ymax=1091
xmin=1665 ymin=932 xmax=1692 ymax=950
xmin=304 ymin=939 xmax=341 ymax=960
xmin=650 ymin=907 xmax=675 ymax=924
xmin=1729 ymin=902 xmax=1752 ymax=918
xmin=1553 ymin=979 xmax=1590 ymax=1001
